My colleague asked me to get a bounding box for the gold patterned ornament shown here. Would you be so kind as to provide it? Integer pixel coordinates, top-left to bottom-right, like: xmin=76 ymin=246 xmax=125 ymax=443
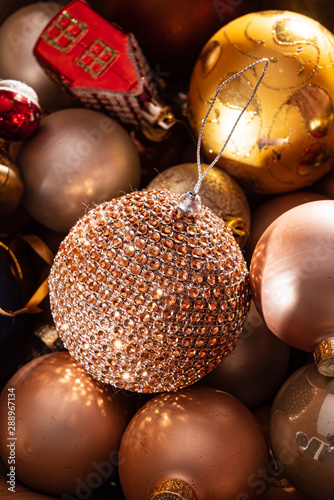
xmin=188 ymin=10 xmax=334 ymax=194
xmin=146 ymin=163 xmax=251 ymax=249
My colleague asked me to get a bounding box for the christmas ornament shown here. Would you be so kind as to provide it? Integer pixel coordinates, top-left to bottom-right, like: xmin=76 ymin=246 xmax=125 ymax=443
xmin=201 ymin=300 xmax=290 ymax=409
xmin=48 ymin=59 xmax=270 ymax=394
xmin=17 ymin=108 xmax=141 ymax=232
xmin=101 ymin=0 xmax=262 ymax=77
xmin=118 ymin=385 xmax=269 ymax=500
xmin=0 ymin=79 xmax=41 ymax=216
xmin=188 ymin=10 xmax=334 ymax=194
xmin=147 ymin=162 xmax=251 ymax=248
xmin=270 ymin=363 xmax=334 ymax=500
xmin=0 ymin=352 xmax=134 ymax=496
xmin=49 ymin=188 xmax=250 ymax=393
xmin=0 ymin=3 xmax=75 ymax=112
xmin=246 ymin=191 xmax=327 ymax=261
xmin=0 ymin=145 xmax=24 ymax=218
xmin=250 ymin=200 xmax=334 ymax=376
xmin=0 ymin=255 xmax=23 ymax=383
xmin=0 ymin=79 xmax=40 ymax=141
xmin=34 ymin=0 xmax=176 ymax=136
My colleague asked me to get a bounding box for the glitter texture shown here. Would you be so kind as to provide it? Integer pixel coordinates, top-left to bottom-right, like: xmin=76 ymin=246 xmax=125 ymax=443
xmin=49 ymin=189 xmax=250 ymax=393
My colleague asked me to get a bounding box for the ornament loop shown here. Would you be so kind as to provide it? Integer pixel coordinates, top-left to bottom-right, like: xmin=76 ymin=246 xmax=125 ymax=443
xmin=193 ymin=57 xmax=270 ymax=196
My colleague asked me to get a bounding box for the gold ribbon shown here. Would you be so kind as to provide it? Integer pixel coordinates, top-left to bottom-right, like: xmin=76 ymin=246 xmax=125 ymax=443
xmin=0 ymin=234 xmax=54 ymax=317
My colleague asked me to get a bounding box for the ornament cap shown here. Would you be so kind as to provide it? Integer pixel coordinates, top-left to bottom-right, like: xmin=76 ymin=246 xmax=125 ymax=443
xmin=0 ymin=79 xmax=40 ymax=108
xmin=313 ymin=339 xmax=334 ymax=376
xmin=150 ymin=479 xmax=196 ymax=500
xmin=177 ymin=192 xmax=202 ymax=216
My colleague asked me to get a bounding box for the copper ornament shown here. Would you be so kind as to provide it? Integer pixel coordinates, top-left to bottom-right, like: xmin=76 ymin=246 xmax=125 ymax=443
xmin=118 ymin=385 xmax=269 ymax=500
xmin=17 ymin=108 xmax=141 ymax=232
xmin=0 ymin=351 xmax=134 ymax=496
xmin=250 ymin=200 xmax=334 ymax=375
xmin=49 ymin=189 xmax=250 ymax=393
xmin=245 ymin=191 xmax=327 ymax=262
xmin=201 ymin=300 xmax=290 ymax=409
xmin=270 ymin=363 xmax=334 ymax=500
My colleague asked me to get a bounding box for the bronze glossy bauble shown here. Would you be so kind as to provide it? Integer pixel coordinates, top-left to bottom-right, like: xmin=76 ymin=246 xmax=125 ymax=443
xmin=147 ymin=162 xmax=251 ymax=237
xmin=0 ymin=150 xmax=24 ymax=217
xmin=270 ymin=363 xmax=334 ymax=500
xmin=250 ymin=200 xmax=334 ymax=375
xmin=0 ymin=3 xmax=75 ymax=112
xmin=202 ymin=301 xmax=290 ymax=409
xmin=188 ymin=10 xmax=334 ymax=194
xmin=246 ymin=191 xmax=327 ymax=261
xmin=0 ymin=352 xmax=134 ymax=496
xmin=17 ymin=108 xmax=141 ymax=232
xmin=118 ymin=385 xmax=269 ymax=500
xmin=49 ymin=189 xmax=250 ymax=393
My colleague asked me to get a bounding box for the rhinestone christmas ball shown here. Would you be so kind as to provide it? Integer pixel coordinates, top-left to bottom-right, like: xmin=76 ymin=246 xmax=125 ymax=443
xmin=49 ymin=189 xmax=250 ymax=393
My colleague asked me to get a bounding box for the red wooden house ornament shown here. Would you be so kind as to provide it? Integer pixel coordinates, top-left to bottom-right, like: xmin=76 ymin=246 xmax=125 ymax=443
xmin=34 ymin=0 xmax=175 ymax=131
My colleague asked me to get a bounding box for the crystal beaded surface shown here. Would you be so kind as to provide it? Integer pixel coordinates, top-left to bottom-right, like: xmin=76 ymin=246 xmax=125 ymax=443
xmin=49 ymin=189 xmax=250 ymax=393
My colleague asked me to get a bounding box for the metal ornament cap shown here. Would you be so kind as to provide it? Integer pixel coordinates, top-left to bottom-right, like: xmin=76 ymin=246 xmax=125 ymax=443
xmin=313 ymin=339 xmax=334 ymax=376
xmin=150 ymin=479 xmax=196 ymax=500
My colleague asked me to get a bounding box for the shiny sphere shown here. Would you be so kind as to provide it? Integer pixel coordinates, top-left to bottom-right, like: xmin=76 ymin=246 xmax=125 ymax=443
xmin=201 ymin=300 xmax=290 ymax=409
xmin=188 ymin=10 xmax=334 ymax=194
xmin=250 ymin=200 xmax=334 ymax=356
xmin=270 ymin=363 xmax=334 ymax=500
xmin=0 ymin=153 xmax=24 ymax=217
xmin=147 ymin=162 xmax=251 ymax=232
xmin=49 ymin=189 xmax=250 ymax=393
xmin=0 ymin=80 xmax=40 ymax=141
xmin=0 ymin=3 xmax=75 ymax=112
xmin=245 ymin=191 xmax=327 ymax=261
xmin=0 ymin=352 xmax=134 ymax=496
xmin=119 ymin=386 xmax=269 ymax=500
xmin=17 ymin=108 xmax=141 ymax=232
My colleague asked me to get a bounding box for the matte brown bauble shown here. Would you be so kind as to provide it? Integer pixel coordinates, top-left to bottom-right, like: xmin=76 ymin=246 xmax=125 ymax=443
xmin=147 ymin=162 xmax=251 ymax=232
xmin=49 ymin=189 xmax=250 ymax=393
xmin=246 ymin=191 xmax=327 ymax=261
xmin=101 ymin=0 xmax=260 ymax=77
xmin=0 ymin=352 xmax=134 ymax=496
xmin=201 ymin=301 xmax=290 ymax=409
xmin=17 ymin=108 xmax=141 ymax=232
xmin=0 ymin=3 xmax=75 ymax=111
xmin=250 ymin=200 xmax=334 ymax=375
xmin=270 ymin=363 xmax=334 ymax=500
xmin=119 ymin=385 xmax=269 ymax=500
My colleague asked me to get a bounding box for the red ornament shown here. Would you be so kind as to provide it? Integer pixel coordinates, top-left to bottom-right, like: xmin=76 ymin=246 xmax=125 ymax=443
xmin=33 ymin=0 xmax=175 ymax=132
xmin=0 ymin=80 xmax=40 ymax=141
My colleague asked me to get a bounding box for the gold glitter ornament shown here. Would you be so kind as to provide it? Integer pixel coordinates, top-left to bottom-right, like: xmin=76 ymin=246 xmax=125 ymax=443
xmin=48 ymin=188 xmax=250 ymax=393
xmin=188 ymin=10 xmax=334 ymax=194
